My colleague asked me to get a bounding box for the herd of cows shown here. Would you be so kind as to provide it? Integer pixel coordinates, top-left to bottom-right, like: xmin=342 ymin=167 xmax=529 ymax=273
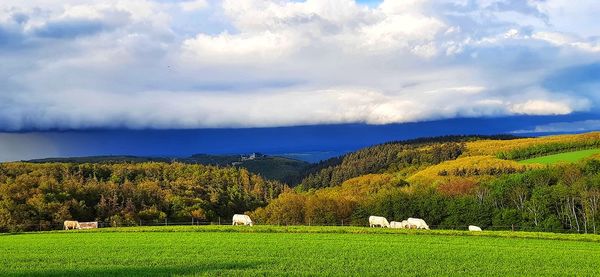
xmin=63 ymin=214 xmax=483 ymax=231
xmin=368 ymin=216 xmax=483 ymax=231
xmin=369 ymin=216 xmax=429 ymax=229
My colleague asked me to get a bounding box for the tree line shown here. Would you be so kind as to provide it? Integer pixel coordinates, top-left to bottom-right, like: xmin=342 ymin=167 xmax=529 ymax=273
xmin=0 ymin=162 xmax=285 ymax=232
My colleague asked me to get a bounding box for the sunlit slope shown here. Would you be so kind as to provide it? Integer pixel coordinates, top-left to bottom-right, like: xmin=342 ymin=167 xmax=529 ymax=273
xmin=407 ymin=155 xmax=537 ymax=186
xmin=519 ymin=148 xmax=600 ymax=165
xmin=465 ymin=132 xmax=600 ymax=160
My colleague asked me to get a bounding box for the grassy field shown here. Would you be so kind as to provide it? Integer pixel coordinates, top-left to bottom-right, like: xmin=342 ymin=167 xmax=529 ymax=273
xmin=2 ymin=226 xmax=600 ymax=276
xmin=518 ymin=148 xmax=600 ymax=165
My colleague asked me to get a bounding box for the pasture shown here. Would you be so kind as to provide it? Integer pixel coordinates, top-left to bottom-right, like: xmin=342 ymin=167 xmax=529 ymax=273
xmin=519 ymin=148 xmax=600 ymax=165
xmin=2 ymin=226 xmax=600 ymax=276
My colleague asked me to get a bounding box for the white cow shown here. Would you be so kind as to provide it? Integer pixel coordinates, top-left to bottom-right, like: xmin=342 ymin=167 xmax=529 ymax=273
xmin=369 ymin=216 xmax=390 ymax=228
xmin=390 ymin=220 xmax=414 ymax=229
xmin=64 ymin=220 xmax=81 ymax=230
xmin=79 ymin=222 xmax=98 ymax=229
xmin=401 ymin=220 xmax=416 ymax=229
xmin=407 ymin=218 xmax=430 ymax=230
xmin=390 ymin=221 xmax=403 ymax=229
xmin=232 ymin=214 xmax=253 ymax=226
xmin=468 ymin=225 xmax=482 ymax=232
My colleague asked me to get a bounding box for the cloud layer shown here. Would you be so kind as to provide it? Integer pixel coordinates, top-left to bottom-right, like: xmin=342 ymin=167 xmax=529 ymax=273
xmin=0 ymin=0 xmax=599 ymax=130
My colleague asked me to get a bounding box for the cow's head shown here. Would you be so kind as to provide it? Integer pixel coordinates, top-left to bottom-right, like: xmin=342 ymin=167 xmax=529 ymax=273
xmin=248 ymin=221 xmax=254 ymax=226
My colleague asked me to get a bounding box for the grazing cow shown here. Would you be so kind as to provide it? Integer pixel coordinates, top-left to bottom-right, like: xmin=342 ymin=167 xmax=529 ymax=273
xmin=232 ymin=214 xmax=253 ymax=226
xmin=468 ymin=225 xmax=482 ymax=232
xmin=390 ymin=220 xmax=414 ymax=229
xmin=369 ymin=216 xmax=390 ymax=228
xmin=79 ymin=222 xmax=98 ymax=229
xmin=390 ymin=221 xmax=403 ymax=229
xmin=398 ymin=220 xmax=416 ymax=229
xmin=407 ymin=218 xmax=430 ymax=230
xmin=404 ymin=221 xmax=417 ymax=229
xmin=64 ymin=220 xmax=81 ymax=230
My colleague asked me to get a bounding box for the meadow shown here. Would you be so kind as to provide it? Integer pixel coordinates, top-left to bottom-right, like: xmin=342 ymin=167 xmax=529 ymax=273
xmin=2 ymin=226 xmax=600 ymax=276
xmin=519 ymin=148 xmax=600 ymax=165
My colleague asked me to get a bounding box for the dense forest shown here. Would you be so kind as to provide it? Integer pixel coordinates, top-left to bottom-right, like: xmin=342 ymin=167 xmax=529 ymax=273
xmin=0 ymin=163 xmax=285 ymax=232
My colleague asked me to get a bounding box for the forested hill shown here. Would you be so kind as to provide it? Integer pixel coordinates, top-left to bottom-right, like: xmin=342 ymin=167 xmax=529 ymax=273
xmin=0 ymin=162 xmax=286 ymax=232
xmin=297 ymin=135 xmax=520 ymax=190
xmin=27 ymin=153 xmax=310 ymax=184
xmin=251 ymin=132 xmax=600 ymax=233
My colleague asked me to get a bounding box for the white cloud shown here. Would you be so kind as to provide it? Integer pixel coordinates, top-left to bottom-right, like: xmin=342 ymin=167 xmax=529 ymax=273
xmin=357 ymin=13 xmax=445 ymax=55
xmin=509 ymin=100 xmax=574 ymax=115
xmin=0 ymin=0 xmax=599 ymax=130
xmin=513 ymin=120 xmax=600 ymax=134
xmin=533 ymin=31 xmax=600 ymax=53
xmin=182 ymin=30 xmax=298 ymax=62
xmin=180 ymin=0 xmax=209 ymax=12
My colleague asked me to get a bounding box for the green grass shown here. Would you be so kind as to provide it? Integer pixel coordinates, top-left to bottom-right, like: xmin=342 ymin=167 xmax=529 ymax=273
xmin=2 ymin=226 xmax=600 ymax=276
xmin=519 ymin=148 xmax=600 ymax=165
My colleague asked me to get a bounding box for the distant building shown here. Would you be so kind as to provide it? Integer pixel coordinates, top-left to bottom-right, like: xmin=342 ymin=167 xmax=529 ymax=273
xmin=240 ymin=152 xmax=265 ymax=161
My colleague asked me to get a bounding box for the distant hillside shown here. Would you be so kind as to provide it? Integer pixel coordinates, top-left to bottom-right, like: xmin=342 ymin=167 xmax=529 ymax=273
xmin=27 ymin=156 xmax=173 ymax=164
xmin=27 ymin=153 xmax=310 ymax=184
xmin=181 ymin=154 xmax=311 ymax=184
xmin=297 ymin=135 xmax=520 ymax=190
xmin=297 ymin=132 xmax=600 ymax=191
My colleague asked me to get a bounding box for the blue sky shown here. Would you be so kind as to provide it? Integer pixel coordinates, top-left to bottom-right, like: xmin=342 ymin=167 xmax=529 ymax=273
xmin=0 ymin=0 xmax=599 ymax=161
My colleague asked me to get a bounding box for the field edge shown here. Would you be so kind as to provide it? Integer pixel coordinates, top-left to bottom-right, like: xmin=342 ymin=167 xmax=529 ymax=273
xmin=5 ymin=225 xmax=599 ymax=243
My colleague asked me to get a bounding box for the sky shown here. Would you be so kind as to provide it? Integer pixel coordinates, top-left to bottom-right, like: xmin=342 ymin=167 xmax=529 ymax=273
xmin=1 ymin=0 xmax=600 ymax=161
